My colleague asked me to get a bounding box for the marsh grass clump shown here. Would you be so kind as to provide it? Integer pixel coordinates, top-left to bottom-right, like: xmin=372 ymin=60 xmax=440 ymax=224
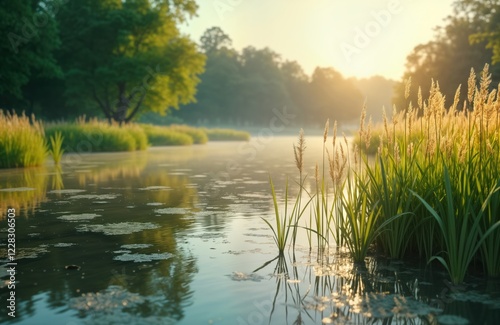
xmin=265 ymin=64 xmax=500 ymax=283
xmin=0 ymin=110 xmax=47 ymax=168
xmin=46 ymin=118 xmax=148 ymax=153
xmin=202 ymin=128 xmax=250 ymax=141
xmin=169 ymin=124 xmax=209 ymax=144
xmin=48 ymin=131 xmax=64 ymax=165
xmin=140 ymin=124 xmax=193 ymax=146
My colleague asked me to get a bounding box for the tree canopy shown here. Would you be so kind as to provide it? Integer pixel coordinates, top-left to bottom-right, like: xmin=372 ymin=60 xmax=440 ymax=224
xmin=172 ymin=27 xmax=366 ymax=127
xmin=394 ymin=0 xmax=500 ymax=110
xmin=0 ymin=0 xmax=205 ymax=123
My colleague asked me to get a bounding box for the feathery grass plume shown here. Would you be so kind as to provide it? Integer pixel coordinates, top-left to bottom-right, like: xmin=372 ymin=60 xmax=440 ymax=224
xmin=0 ymin=111 xmax=47 ymax=168
xmin=417 ymin=86 xmax=423 ymax=110
xmin=323 ymin=119 xmax=329 ymax=143
xmin=450 ymin=85 xmax=461 ymax=114
xmin=479 ymin=63 xmax=491 ymax=100
xmin=365 ymin=117 xmax=372 ymax=150
xmin=382 ymin=107 xmax=391 ymax=146
xmin=292 ymin=128 xmax=307 ymax=249
xmin=293 ymin=128 xmax=306 ymax=176
xmin=404 ymin=77 xmax=411 ymax=100
xmin=467 ymin=68 xmax=477 ymax=104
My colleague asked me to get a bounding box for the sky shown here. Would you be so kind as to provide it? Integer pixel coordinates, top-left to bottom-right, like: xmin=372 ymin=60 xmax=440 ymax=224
xmin=180 ymin=0 xmax=457 ymax=81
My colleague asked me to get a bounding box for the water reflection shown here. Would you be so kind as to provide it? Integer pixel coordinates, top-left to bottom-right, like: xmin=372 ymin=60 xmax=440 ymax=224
xmin=1 ymin=138 xmax=500 ymax=324
xmin=0 ymin=167 xmax=49 ymax=217
xmin=248 ymin=249 xmax=500 ymax=325
xmin=0 ymin=149 xmax=201 ymax=324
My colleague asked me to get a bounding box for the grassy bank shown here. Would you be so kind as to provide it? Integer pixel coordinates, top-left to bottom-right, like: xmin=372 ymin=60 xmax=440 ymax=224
xmin=202 ymin=128 xmax=251 ymax=141
xmin=265 ymin=65 xmax=500 ymax=284
xmin=0 ymin=111 xmax=46 ymax=168
xmin=0 ymin=112 xmax=250 ymax=168
xmin=46 ymin=119 xmax=149 ymax=153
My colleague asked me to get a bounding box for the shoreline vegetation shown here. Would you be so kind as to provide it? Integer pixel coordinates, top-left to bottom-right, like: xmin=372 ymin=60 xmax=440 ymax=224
xmin=265 ymin=65 xmax=500 ymax=285
xmin=0 ymin=113 xmax=250 ymax=169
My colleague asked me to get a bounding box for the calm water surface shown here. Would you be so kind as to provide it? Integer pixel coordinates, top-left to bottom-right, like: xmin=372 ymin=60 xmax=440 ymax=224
xmin=1 ymin=136 xmax=499 ymax=325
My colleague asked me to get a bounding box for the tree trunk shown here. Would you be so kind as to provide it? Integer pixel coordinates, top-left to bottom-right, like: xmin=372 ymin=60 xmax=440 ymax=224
xmin=115 ymin=82 xmax=129 ymax=125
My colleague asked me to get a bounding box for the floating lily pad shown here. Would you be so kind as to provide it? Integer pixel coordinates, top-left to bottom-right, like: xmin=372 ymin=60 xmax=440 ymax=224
xmin=450 ymin=291 xmax=500 ymax=308
xmin=0 ymin=187 xmax=35 ymax=192
xmin=146 ymin=202 xmax=163 ymax=206
xmin=49 ymin=189 xmax=86 ymax=194
xmin=53 ymin=243 xmax=76 ymax=247
xmin=58 ymin=213 xmax=101 ymax=222
xmin=229 ymin=272 xmax=264 ymax=282
xmin=69 ymin=285 xmax=145 ymax=313
xmin=76 ymin=222 xmax=159 ymax=235
xmin=113 ymin=252 xmax=173 ymax=262
xmin=437 ymin=315 xmax=470 ymax=325
xmin=11 ymin=246 xmax=50 ymax=259
xmin=153 ymin=208 xmax=189 ymax=215
xmin=327 ymin=292 xmax=442 ymax=319
xmin=138 ymin=186 xmax=171 ymax=191
xmin=121 ymin=244 xmax=153 ymax=249
xmin=69 ymin=194 xmax=120 ymax=200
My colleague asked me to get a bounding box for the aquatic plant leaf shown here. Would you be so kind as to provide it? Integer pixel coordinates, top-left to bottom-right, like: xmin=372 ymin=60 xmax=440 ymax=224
xmin=69 ymin=285 xmax=145 ymax=313
xmin=437 ymin=314 xmax=470 ymax=325
xmin=153 ymin=207 xmax=189 ymax=215
xmin=229 ymin=272 xmax=265 ymax=282
xmin=57 ymin=213 xmax=101 ymax=222
xmin=76 ymin=222 xmax=160 ymax=235
xmin=113 ymin=253 xmax=173 ymax=262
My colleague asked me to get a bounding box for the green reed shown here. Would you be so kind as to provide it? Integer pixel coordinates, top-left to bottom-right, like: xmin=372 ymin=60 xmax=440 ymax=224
xmin=263 ymin=176 xmax=310 ymax=254
xmin=265 ymin=65 xmax=500 ymax=281
xmin=412 ymin=166 xmax=500 ymax=284
xmin=48 ymin=131 xmax=64 ymax=165
xmin=0 ymin=110 xmax=46 ymax=168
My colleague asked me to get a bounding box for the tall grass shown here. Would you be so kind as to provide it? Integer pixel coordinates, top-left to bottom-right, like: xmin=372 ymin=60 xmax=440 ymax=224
xmin=48 ymin=131 xmax=64 ymax=165
xmin=0 ymin=110 xmax=46 ymax=168
xmin=266 ymin=64 xmax=500 ymax=283
xmin=262 ymin=176 xmax=311 ymax=255
xmin=140 ymin=124 xmax=194 ymax=146
xmin=169 ymin=124 xmax=209 ymax=144
xmin=202 ymin=128 xmax=250 ymax=141
xmin=46 ymin=119 xmax=148 ymax=153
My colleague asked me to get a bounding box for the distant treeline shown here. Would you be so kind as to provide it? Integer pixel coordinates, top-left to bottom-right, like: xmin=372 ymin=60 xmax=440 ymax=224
xmin=170 ymin=27 xmax=394 ymax=127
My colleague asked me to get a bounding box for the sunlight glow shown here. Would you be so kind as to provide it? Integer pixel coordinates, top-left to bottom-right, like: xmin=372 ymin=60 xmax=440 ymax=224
xmin=181 ymin=0 xmax=456 ymax=80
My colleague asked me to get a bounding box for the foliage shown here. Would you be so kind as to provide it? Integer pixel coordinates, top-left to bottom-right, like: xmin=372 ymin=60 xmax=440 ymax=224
xmin=394 ymin=7 xmax=500 ymax=110
xmin=140 ymin=124 xmax=193 ymax=146
xmin=202 ymin=128 xmax=250 ymax=141
xmin=266 ymin=65 xmax=500 ymax=283
xmin=55 ymin=0 xmax=205 ymax=124
xmin=46 ymin=119 xmax=148 ymax=153
xmin=0 ymin=0 xmax=62 ymax=108
xmin=49 ymin=131 xmax=64 ymax=165
xmin=0 ymin=110 xmax=46 ymax=168
xmin=173 ymin=28 xmax=364 ymax=127
xmin=169 ymin=125 xmax=208 ymax=144
xmin=262 ymin=176 xmax=311 ymax=255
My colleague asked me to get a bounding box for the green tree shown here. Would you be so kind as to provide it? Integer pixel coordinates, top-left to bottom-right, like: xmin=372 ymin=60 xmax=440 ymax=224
xmin=309 ymin=67 xmax=364 ymax=125
xmin=56 ymin=0 xmax=205 ymax=124
xmin=462 ymin=0 xmax=500 ymax=63
xmin=0 ymin=0 xmax=62 ymax=112
xmin=200 ymin=26 xmax=232 ymax=54
xmin=174 ymin=27 xmax=242 ymax=124
xmin=395 ymin=4 xmax=500 ymax=110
